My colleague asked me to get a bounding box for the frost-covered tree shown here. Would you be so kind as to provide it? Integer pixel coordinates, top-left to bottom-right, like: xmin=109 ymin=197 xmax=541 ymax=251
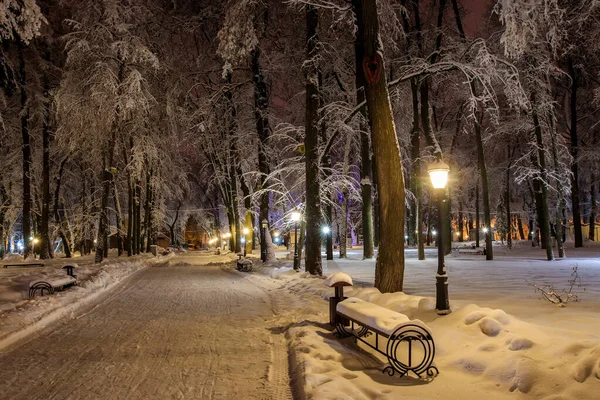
xmin=56 ymin=0 xmax=159 ymax=263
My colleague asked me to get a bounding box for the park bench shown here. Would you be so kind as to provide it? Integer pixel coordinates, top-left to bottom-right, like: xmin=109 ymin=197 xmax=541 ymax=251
xmin=236 ymin=254 xmax=253 ymax=272
xmin=3 ymin=262 xmax=45 ymax=268
xmin=29 ymin=265 xmax=78 ymax=298
xmin=456 ymin=247 xmax=484 ymax=255
xmin=326 ymin=273 xmax=438 ymax=379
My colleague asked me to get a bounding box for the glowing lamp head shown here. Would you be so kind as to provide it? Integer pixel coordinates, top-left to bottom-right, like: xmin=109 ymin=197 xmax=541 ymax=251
xmin=243 ymin=228 xmax=249 ymax=235
xmin=226 ymin=232 xmax=232 ymax=238
xmin=483 ymin=227 xmax=489 ymax=233
xmin=322 ymin=226 xmax=330 ymax=234
xmin=432 ymin=230 xmax=437 ymax=236
xmin=290 ymin=211 xmax=301 ymax=222
xmin=428 ymin=160 xmax=450 ymax=189
xmin=241 ymin=238 xmax=246 ymax=244
xmin=33 ymin=238 xmax=39 ymax=244
xmin=273 ymin=231 xmax=280 ymax=237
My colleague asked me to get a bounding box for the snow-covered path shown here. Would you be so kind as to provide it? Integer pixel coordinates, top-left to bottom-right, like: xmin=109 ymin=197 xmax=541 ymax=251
xmin=0 ymin=253 xmax=294 ymax=399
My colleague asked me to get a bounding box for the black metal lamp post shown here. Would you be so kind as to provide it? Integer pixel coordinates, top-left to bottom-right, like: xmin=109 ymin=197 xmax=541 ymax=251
xmin=261 ymin=219 xmax=268 ymax=262
xmin=291 ymin=211 xmax=301 ymax=271
xmin=428 ymin=160 xmax=451 ymax=315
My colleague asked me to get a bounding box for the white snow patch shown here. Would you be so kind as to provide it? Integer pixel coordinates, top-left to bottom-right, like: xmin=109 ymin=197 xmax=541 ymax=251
xmin=324 ymin=272 xmax=353 ymax=287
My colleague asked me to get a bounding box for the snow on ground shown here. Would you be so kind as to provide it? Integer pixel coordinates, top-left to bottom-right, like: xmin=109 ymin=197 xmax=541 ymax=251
xmin=0 ymin=243 xmax=598 ymax=399
xmin=256 ymin=241 xmax=600 ymax=399
xmin=0 ymin=252 xmax=294 ymax=400
xmin=0 ymin=250 xmax=173 ymax=350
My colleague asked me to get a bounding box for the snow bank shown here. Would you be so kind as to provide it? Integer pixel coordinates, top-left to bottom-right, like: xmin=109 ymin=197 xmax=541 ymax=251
xmin=3 ymin=253 xmax=24 ymax=262
xmin=252 ymin=263 xmax=600 ymax=399
xmin=0 ymin=254 xmax=172 ymax=350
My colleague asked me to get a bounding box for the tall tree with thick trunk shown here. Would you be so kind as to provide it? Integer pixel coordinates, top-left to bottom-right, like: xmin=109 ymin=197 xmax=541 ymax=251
xmin=531 ymin=102 xmax=554 ymax=260
xmin=251 ymin=47 xmax=272 ymax=253
xmin=353 ymin=13 xmax=374 ymax=260
xmin=568 ymin=58 xmax=583 ymax=247
xmin=353 ymin=0 xmax=406 ymax=292
xmin=39 ymin=62 xmax=52 ymax=259
xmin=304 ymin=5 xmax=322 ymax=275
xmin=473 ymin=105 xmax=493 ymax=260
xmin=18 ymin=43 xmax=32 ymax=258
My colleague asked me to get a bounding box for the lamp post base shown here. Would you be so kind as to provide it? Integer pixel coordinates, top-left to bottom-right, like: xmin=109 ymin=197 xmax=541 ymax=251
xmin=435 ymin=276 xmax=450 ymax=315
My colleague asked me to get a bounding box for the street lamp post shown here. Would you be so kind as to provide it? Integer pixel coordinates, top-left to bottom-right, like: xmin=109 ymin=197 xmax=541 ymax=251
xmin=243 ymin=227 xmax=249 ymax=257
xmin=428 ymin=159 xmax=451 ymax=315
xmin=322 ymin=226 xmax=333 ymax=260
xmin=291 ymin=211 xmax=301 ymax=271
xmin=261 ymin=219 xmax=268 ymax=262
xmin=32 ymin=237 xmax=38 ymax=259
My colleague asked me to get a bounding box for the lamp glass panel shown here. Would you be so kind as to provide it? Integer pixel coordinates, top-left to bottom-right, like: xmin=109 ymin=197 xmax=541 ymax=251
xmin=429 ymin=170 xmax=449 ymax=189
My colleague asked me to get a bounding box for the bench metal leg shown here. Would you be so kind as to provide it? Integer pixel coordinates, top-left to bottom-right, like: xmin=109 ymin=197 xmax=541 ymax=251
xmin=384 ymin=324 xmax=438 ymax=378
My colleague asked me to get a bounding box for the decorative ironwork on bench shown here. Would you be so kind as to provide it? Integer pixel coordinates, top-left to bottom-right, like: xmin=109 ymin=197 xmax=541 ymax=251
xmin=334 ymin=312 xmax=438 ymax=379
xmin=326 ymin=273 xmax=438 ymax=380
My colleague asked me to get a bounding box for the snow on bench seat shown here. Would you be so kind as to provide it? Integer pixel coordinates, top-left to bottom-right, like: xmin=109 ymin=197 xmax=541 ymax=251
xmin=29 ymin=276 xmax=77 ymax=298
xmin=337 ymin=297 xmax=429 ymax=337
xmin=29 ymin=276 xmax=77 ymax=289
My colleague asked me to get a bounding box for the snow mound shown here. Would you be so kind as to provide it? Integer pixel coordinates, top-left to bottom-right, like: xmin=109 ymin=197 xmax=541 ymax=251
xmin=3 ymin=253 xmax=24 ymax=262
xmin=324 ymin=272 xmax=353 ymax=287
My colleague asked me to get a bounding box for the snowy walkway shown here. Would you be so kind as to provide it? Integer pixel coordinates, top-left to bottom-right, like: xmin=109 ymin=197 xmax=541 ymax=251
xmin=0 ymin=253 xmax=294 ymax=399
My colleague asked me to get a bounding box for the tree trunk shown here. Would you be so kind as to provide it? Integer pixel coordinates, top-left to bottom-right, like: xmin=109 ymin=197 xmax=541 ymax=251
xmin=443 ymin=191 xmax=452 ymax=255
xmin=590 ymin=179 xmax=596 ymax=241
xmin=475 ymin=182 xmax=480 ymax=247
xmin=127 ymin=179 xmax=134 ymax=256
xmin=549 ymin=116 xmax=566 ymax=258
xmin=473 ymin=106 xmax=493 ymax=259
xmin=95 ymin=131 xmax=116 ymax=263
xmin=505 ymin=143 xmax=513 ymax=249
xmin=517 ymin=217 xmax=525 ymax=240
xmin=251 ymin=47 xmax=271 ymax=257
xmin=323 ymin=156 xmax=334 ymax=260
xmin=113 ymin=177 xmax=123 ymax=256
xmin=354 ymin=0 xmax=406 ymax=293
xmin=304 ymin=5 xmax=322 ymax=275
xmin=372 ymin=148 xmax=380 ymax=248
xmin=54 ymin=157 xmax=71 ymax=257
xmin=297 ymin=219 xmax=306 ymax=269
xmin=144 ymin=170 xmax=153 ymax=253
xmin=354 ymin=16 xmax=374 ymax=260
xmin=531 ymin=102 xmax=554 ymax=260
xmin=18 ymin=44 xmax=32 ymax=259
xmin=568 ymin=58 xmax=583 ymax=247
xmin=458 ymin=208 xmax=464 ymax=242
xmin=39 ymin=66 xmax=52 ymax=259
xmin=224 ymin=71 xmax=241 ymax=254
xmin=136 ymin=181 xmax=142 ymax=254
xmin=409 ymin=80 xmax=425 ymax=260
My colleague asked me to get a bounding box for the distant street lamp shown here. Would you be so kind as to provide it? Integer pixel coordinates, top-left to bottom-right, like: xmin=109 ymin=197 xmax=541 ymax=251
xmin=428 ymin=159 xmax=451 ymax=315
xmin=243 ymin=227 xmax=249 ymax=257
xmin=261 ymin=219 xmax=268 ymax=262
xmin=291 ymin=211 xmax=301 ymax=271
xmin=32 ymin=237 xmax=39 ymax=259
